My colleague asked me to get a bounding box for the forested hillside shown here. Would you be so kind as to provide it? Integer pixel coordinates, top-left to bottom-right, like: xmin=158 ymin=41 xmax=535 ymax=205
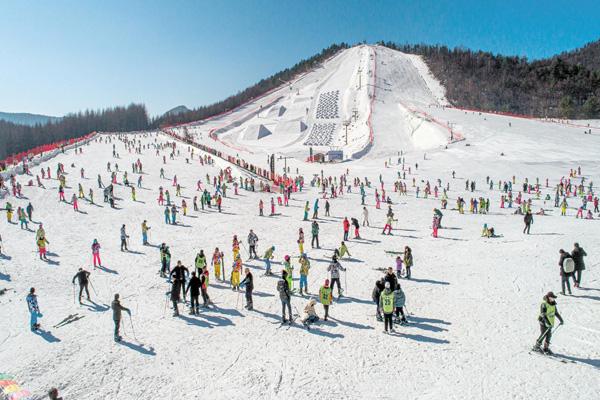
xmin=380 ymin=40 xmax=600 ymax=118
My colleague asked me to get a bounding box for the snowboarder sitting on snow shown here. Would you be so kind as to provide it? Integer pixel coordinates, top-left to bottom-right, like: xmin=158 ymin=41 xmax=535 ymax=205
xmin=301 ymin=299 xmax=319 ymax=327
xmin=111 ymin=293 xmax=130 ymax=342
xmin=338 ymin=241 xmax=351 ymax=258
xmin=481 ymin=223 xmax=496 ymax=238
xmin=533 ymin=291 xmax=564 ymax=354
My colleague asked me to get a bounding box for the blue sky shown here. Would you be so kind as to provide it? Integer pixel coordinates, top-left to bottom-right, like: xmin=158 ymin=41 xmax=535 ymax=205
xmin=1 ymin=0 xmax=599 ymax=117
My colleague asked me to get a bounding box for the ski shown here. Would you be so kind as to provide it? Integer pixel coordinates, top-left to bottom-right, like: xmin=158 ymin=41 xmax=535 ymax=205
xmin=528 ymin=349 xmax=575 ymax=364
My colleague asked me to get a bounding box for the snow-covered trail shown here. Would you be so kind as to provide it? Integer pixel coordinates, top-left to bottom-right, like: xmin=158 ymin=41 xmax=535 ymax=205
xmin=1 ymin=125 xmax=600 ymax=399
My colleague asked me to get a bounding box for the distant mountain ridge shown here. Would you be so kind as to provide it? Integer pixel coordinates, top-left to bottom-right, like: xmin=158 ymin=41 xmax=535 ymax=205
xmin=0 ymin=111 xmax=61 ymax=126
xmin=163 ymin=105 xmax=191 ymax=117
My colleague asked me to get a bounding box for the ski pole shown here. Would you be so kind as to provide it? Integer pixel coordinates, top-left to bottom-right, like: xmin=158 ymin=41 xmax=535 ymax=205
xmin=89 ymin=279 xmax=99 ymax=297
xmin=535 ymin=326 xmax=552 ymax=345
xmin=344 ymin=270 xmax=348 ymax=296
xmin=72 ymin=283 xmax=76 ymax=304
xmin=128 ymin=314 xmax=139 ymax=342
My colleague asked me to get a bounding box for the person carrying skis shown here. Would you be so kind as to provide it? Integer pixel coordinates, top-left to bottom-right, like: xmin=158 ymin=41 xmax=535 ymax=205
xmin=299 ymin=253 xmax=310 ymax=295
xmin=327 ymin=255 xmax=346 ymax=297
xmin=571 ymin=242 xmax=587 ymax=288
xmin=111 ymin=293 xmax=130 ymax=341
xmin=247 ymin=229 xmax=259 ymax=259
xmin=141 ymin=220 xmax=150 ymax=245
xmin=72 ymin=268 xmax=91 ymax=303
xmin=26 ymin=287 xmax=42 ymax=331
xmin=186 ymin=271 xmax=201 ymax=315
xmin=277 ymin=270 xmax=293 ymax=324
xmin=379 ymin=282 xmax=395 ymax=333
xmin=533 ymin=291 xmax=564 ymax=354
xmin=239 ymin=268 xmax=254 ymax=310
xmin=263 ymin=246 xmax=275 ymax=275
xmin=120 ymin=225 xmax=129 ymax=251
xmin=319 ymin=279 xmax=333 ymax=321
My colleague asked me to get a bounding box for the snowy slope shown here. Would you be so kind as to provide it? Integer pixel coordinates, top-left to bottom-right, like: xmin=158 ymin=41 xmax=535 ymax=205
xmin=2 ymin=48 xmax=600 ymax=399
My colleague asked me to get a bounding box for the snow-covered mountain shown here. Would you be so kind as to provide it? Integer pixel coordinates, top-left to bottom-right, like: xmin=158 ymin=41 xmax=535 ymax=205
xmin=1 ymin=44 xmax=600 ymax=400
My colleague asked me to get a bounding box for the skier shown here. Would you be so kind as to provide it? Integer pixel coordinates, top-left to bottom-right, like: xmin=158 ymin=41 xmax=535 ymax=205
xmin=159 ymin=243 xmax=171 ymax=278
xmin=558 ymin=249 xmax=575 ymax=295
xmin=404 ymin=246 xmax=413 ymax=279
xmin=239 ymin=268 xmax=254 ymax=310
xmin=247 ymin=229 xmax=259 ymax=259
xmin=170 ymin=278 xmax=182 ymax=317
xmin=195 ymin=250 xmax=207 ymax=276
xmin=263 ymin=246 xmax=275 ymax=275
xmin=533 ymin=292 xmax=564 ymax=354
xmin=170 ymin=261 xmax=189 ymax=301
xmin=210 ymin=248 xmax=221 ymax=279
xmin=571 ymin=242 xmax=587 ymax=288
xmin=327 ymin=255 xmax=346 ymax=297
xmin=186 ymin=271 xmax=201 ymax=315
xmin=523 ymin=210 xmax=533 ymax=234
xmin=394 ymin=284 xmax=408 ymax=324
xmin=141 ymin=220 xmax=150 ymax=245
xmin=72 ymin=268 xmax=91 ymax=303
xmin=338 ymin=241 xmax=351 ymax=259
xmin=26 ymin=287 xmax=42 ymax=331
xmin=91 ymin=239 xmax=101 ymax=268
xmin=37 ymin=235 xmax=49 ymax=261
xmin=299 ymin=253 xmax=310 ymax=295
xmin=362 ymin=206 xmax=369 ymax=226
xmin=111 ymin=293 xmax=130 ymax=342
xmin=311 ymin=220 xmax=320 ymax=248
xmin=26 ymin=202 xmax=33 ymax=221
xmin=351 ymin=217 xmax=360 ymax=238
xmin=379 ymin=282 xmax=395 ymax=333
xmin=343 ymin=217 xmax=350 ymax=241
xmin=319 ymin=279 xmax=333 ymax=321
xmin=275 ymin=272 xmax=291 ymax=324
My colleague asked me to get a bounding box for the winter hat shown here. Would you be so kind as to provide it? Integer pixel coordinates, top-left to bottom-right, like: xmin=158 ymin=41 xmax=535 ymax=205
xmin=285 ymin=255 xmax=290 ymax=261
xmin=546 ymin=291 xmax=557 ymax=299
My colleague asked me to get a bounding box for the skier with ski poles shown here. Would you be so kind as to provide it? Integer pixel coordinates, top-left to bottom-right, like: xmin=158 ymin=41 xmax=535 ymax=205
xmin=533 ymin=291 xmax=564 ymax=354
xmin=72 ymin=268 xmax=91 ymax=304
xmin=327 ymin=255 xmax=346 ymax=298
xmin=111 ymin=293 xmax=130 ymax=342
xmin=26 ymin=287 xmax=42 ymax=331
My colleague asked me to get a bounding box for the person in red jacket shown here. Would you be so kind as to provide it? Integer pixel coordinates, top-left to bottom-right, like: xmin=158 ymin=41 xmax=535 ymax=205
xmin=343 ymin=217 xmax=350 ymax=241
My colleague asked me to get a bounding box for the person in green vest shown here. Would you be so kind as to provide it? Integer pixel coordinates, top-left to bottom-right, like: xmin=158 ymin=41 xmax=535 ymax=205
xmin=533 ymin=291 xmax=564 ymax=354
xmin=379 ymin=282 xmax=396 ymax=333
xmin=195 ymin=250 xmax=206 ymax=276
xmin=319 ymin=279 xmax=333 ymax=321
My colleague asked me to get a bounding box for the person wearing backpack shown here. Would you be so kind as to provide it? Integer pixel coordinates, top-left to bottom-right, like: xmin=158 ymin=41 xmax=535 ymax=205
xmin=277 ymin=270 xmax=293 ymax=324
xmin=571 ymin=243 xmax=587 ymax=288
xmin=558 ymin=249 xmax=574 ymax=295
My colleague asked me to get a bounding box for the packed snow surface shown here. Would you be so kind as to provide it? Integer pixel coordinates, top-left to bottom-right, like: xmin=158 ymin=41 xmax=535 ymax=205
xmin=1 ymin=45 xmax=600 ymax=399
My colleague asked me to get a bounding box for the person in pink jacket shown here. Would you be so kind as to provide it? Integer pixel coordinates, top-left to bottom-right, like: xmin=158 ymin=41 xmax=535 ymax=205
xmin=92 ymin=239 xmax=102 ymax=268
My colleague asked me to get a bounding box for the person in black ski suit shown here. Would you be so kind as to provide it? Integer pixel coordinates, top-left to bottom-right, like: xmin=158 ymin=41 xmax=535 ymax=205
xmin=186 ymin=271 xmax=201 ymax=315
xmin=72 ymin=268 xmax=91 ymax=303
xmin=111 ymin=293 xmax=130 ymax=342
xmin=240 ymin=268 xmax=254 ymax=310
xmin=383 ymin=267 xmax=398 ymax=291
xmin=170 ymin=261 xmax=189 ymax=301
xmin=170 ymin=278 xmax=182 ymax=316
xmin=523 ymin=211 xmax=533 ymax=234
xmin=571 ymin=242 xmax=587 ymax=287
xmin=372 ymin=279 xmax=385 ymax=321
xmin=277 ymin=270 xmax=292 ymax=323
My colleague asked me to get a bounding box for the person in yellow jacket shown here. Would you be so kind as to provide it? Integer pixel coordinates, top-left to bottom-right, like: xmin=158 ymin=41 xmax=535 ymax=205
xmin=338 ymin=241 xmax=351 ymax=258
xmin=5 ymin=202 xmax=13 ymax=223
xmin=533 ymin=291 xmax=564 ymax=354
xmin=379 ymin=282 xmax=395 ymax=333
xmin=212 ymin=248 xmax=222 ymax=280
xmin=37 ymin=236 xmax=49 ymax=261
xmin=319 ymin=279 xmax=333 ymax=321
xmin=230 ymin=254 xmax=242 ymax=290
xmin=299 ymin=254 xmax=310 ymax=295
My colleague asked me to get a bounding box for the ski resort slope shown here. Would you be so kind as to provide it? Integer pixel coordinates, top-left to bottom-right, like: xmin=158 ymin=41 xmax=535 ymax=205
xmin=170 ymin=45 xmax=452 ymax=161
xmin=1 ymin=108 xmax=600 ymax=399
